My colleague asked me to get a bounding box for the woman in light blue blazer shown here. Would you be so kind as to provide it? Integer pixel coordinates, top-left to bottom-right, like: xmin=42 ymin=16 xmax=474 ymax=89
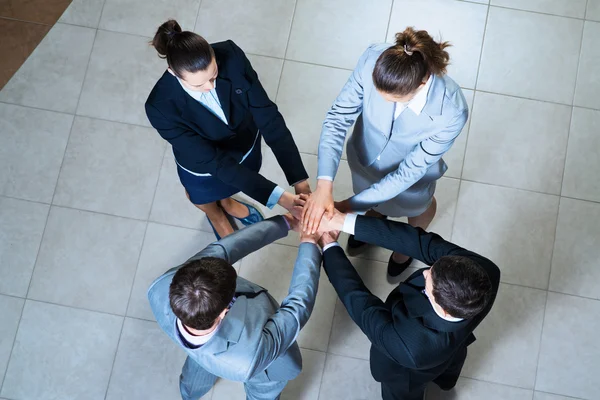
xmin=303 ymin=27 xmax=468 ymax=278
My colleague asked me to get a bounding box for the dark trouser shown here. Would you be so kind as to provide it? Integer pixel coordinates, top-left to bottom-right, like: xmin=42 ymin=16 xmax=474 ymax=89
xmin=381 ymin=347 xmax=467 ymax=400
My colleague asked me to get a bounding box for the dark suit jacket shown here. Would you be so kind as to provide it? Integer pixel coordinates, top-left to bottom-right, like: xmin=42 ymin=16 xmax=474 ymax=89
xmin=322 ymin=216 xmax=500 ymax=390
xmin=145 ymin=40 xmax=308 ymax=205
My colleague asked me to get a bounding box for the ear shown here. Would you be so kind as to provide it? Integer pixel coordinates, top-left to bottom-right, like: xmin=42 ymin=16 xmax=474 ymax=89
xmin=167 ymin=67 xmax=175 ymax=76
xmin=219 ymin=308 xmax=229 ymax=319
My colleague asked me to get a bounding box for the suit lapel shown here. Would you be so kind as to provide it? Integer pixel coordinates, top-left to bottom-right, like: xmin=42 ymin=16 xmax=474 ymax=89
xmin=215 ymin=77 xmax=232 ymax=125
xmin=422 ymin=74 xmax=446 ymax=118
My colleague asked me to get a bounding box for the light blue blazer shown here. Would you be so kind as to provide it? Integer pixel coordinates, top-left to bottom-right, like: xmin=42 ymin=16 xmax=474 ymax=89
xmin=148 ymin=216 xmax=322 ymax=383
xmin=318 ymin=44 xmax=468 ymax=211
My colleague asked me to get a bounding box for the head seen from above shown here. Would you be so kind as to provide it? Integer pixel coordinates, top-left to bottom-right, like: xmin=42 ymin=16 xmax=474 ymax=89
xmin=422 ymin=255 xmax=492 ymax=320
xmin=169 ymin=257 xmax=237 ymax=333
xmin=373 ymin=27 xmax=451 ymax=103
xmin=151 ymin=19 xmax=217 ymax=92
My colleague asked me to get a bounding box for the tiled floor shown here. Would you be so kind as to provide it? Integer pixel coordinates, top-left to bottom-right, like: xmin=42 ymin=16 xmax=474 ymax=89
xmin=1 ymin=0 xmax=599 ymax=399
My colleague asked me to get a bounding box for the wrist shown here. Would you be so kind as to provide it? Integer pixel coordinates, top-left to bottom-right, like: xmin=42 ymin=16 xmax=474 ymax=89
xmin=316 ymin=179 xmax=333 ymax=192
xmin=278 ymin=191 xmax=294 ymax=209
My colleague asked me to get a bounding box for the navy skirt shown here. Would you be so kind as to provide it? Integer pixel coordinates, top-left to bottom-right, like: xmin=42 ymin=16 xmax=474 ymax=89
xmin=176 ymin=140 xmax=263 ymax=205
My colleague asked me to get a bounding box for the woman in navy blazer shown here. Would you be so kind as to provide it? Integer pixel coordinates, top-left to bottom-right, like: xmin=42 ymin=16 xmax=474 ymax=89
xmin=146 ymin=20 xmax=310 ymax=238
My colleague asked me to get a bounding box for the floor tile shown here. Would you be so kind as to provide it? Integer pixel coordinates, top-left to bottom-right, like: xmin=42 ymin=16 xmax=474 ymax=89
xmin=388 ymin=0 xmax=488 ymax=89
xmin=99 ymin=0 xmax=200 ymax=37
xmin=195 ymin=0 xmax=295 ymax=58
xmin=534 ymin=392 xmax=582 ymax=400
xmin=58 ymin=0 xmax=105 ymax=28
xmin=286 ymin=0 xmax=391 ymax=70
xmin=128 ymin=223 xmax=216 ymax=321
xmin=536 ymin=292 xmax=600 ymax=399
xmin=574 ymin=21 xmax=600 ymax=110
xmin=238 ymin=243 xmax=338 ymax=352
xmin=246 ymin=54 xmax=284 ymax=100
xmin=491 ymin=0 xmax=587 ymax=18
xmin=328 ymin=259 xmax=417 ymax=359
xmin=463 ymin=92 xmax=571 ymax=194
xmin=462 ymin=283 xmax=546 ymax=388
xmin=1 ymin=300 xmax=122 ymax=400
xmin=562 ymin=108 xmax=600 ymax=202
xmin=0 ymin=103 xmax=72 ymax=203
xmin=444 ymin=89 xmax=474 ymax=179
xmin=149 ymin=151 xmax=215 ymax=232
xmin=77 ymin=29 xmax=166 ymax=127
xmin=27 ymin=207 xmax=146 ymax=315
xmin=53 ymin=117 xmax=165 ymax=219
xmin=588 ymin=0 xmax=600 ymax=21
xmin=477 ymin=7 xmax=582 ymax=104
xmin=0 ymin=23 xmax=96 ymax=113
xmin=0 ymin=295 xmax=24 ymax=388
xmin=426 ymin=377 xmax=533 ymax=400
xmin=0 ymin=0 xmax=72 ymax=25
xmin=106 ymin=318 xmax=189 ymax=400
xmin=319 ymin=354 xmax=380 ymax=400
xmin=277 ymin=61 xmax=352 ymax=155
xmin=0 ymin=197 xmax=49 ymax=297
xmin=452 ymin=181 xmax=559 ymax=289
xmin=549 ymin=198 xmax=600 ymax=299
xmin=0 ymin=19 xmax=49 ymax=89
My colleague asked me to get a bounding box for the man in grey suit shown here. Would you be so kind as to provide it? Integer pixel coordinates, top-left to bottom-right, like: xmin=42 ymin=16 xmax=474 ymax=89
xmin=148 ymin=213 xmax=322 ymax=400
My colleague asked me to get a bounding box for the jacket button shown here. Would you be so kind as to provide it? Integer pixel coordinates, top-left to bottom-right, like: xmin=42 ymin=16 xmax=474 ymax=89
xmin=235 ymin=89 xmax=243 ymax=94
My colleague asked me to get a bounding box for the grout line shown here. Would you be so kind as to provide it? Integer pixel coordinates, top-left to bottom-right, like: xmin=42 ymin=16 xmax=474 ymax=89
xmin=487 ymin=3 xmax=589 ymax=21
xmin=282 ymin=0 xmax=300 ymax=61
xmin=0 ymin=15 xmax=52 ymax=26
xmin=473 ymin=4 xmax=491 ymax=92
xmin=103 ymin=317 xmax=126 ymax=400
xmin=0 ymin=297 xmax=26 ymax=392
xmin=531 ymin=290 xmax=549 ymax=393
xmin=316 ymin=352 xmax=329 ymax=400
xmin=193 ymin=0 xmax=204 ymax=32
xmin=383 ymin=0 xmax=395 ymax=41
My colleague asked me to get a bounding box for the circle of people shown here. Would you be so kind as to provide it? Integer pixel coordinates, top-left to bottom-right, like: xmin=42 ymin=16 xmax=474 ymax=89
xmin=145 ymin=19 xmax=501 ymax=400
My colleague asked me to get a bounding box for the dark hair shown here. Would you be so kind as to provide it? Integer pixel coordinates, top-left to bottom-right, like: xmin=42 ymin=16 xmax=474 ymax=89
xmin=373 ymin=27 xmax=451 ymax=96
xmin=169 ymin=257 xmax=237 ymax=330
xmin=150 ymin=19 xmax=215 ymax=78
xmin=430 ymin=256 xmax=492 ymax=319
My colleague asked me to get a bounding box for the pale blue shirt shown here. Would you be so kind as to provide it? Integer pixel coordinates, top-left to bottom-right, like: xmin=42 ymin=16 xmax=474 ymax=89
xmin=176 ymin=77 xmax=285 ymax=208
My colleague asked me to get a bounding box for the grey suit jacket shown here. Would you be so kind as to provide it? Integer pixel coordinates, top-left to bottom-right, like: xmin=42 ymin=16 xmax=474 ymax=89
xmin=318 ymin=43 xmax=468 ymax=210
xmin=147 ymin=216 xmax=322 ymax=383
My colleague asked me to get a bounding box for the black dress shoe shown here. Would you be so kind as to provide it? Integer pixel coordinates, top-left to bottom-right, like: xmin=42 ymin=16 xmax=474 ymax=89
xmin=387 ymin=254 xmax=413 ymax=277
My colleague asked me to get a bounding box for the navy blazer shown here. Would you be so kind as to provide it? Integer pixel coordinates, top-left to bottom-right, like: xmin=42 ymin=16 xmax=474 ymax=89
xmin=145 ymin=40 xmax=308 ymax=205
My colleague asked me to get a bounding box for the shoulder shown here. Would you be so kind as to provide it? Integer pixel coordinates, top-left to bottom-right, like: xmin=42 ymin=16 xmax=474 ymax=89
xmin=356 ymin=43 xmax=393 ymax=70
xmin=146 ymin=70 xmax=178 ymax=108
xmin=440 ymin=75 xmax=469 ymax=118
xmin=212 ymin=40 xmax=247 ymax=73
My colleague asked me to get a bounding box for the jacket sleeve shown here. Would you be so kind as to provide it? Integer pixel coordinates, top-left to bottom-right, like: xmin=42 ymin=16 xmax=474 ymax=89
xmin=317 ymin=46 xmax=370 ymax=179
xmin=228 ymin=41 xmax=308 ymax=187
xmin=247 ymin=243 xmax=322 ymax=377
xmin=145 ymin=103 xmax=277 ymax=205
xmin=348 ymin=110 xmax=468 ymax=211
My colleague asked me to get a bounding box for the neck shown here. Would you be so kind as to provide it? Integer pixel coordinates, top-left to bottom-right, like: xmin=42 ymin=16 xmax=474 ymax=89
xmin=184 ymin=320 xmax=220 ymax=337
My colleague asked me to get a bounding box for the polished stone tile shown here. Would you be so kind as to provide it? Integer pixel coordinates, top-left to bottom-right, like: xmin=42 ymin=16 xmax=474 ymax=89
xmin=549 ymin=198 xmax=600 ymax=299
xmin=195 ymin=0 xmax=295 ymax=58
xmin=238 ymin=243 xmax=338 ymax=352
xmin=286 ymin=0 xmax=392 ymax=69
xmin=58 ymin=0 xmax=105 ymax=28
xmin=0 ymin=23 xmax=96 ymax=113
xmin=536 ymin=292 xmax=600 ymax=399
xmin=478 ymin=7 xmax=583 ymax=104
xmin=0 ymin=0 xmax=72 ymax=25
xmin=444 ymin=89 xmax=474 ymax=179
xmin=534 ymin=392 xmax=581 ymax=400
xmin=589 ymin=0 xmax=600 ymax=21
xmin=0 ymin=19 xmax=49 ymax=90
xmin=452 ymin=181 xmax=559 ymax=289
xmin=562 ymin=108 xmax=600 ymax=202
xmin=388 ymin=0 xmax=488 ymax=89
xmin=149 ymin=151 xmax=215 ymax=232
xmin=0 ymin=103 xmax=72 ymax=203
xmin=463 ymin=92 xmax=571 ymax=194
xmin=99 ymin=0 xmax=200 ymax=37
xmin=77 ymin=30 xmax=166 ymax=127
xmin=426 ymin=377 xmax=533 ymax=400
xmin=53 ymin=117 xmax=165 ymax=219
xmin=0 ymin=295 xmax=24 ymax=388
xmin=277 ymin=61 xmax=352 ymax=155
xmin=0 ymin=197 xmax=49 ymax=297
xmin=574 ymin=22 xmax=600 ymax=110
xmin=1 ymin=300 xmax=122 ymax=400
xmin=319 ymin=354 xmax=380 ymax=400
xmin=462 ymin=283 xmax=546 ymax=388
xmin=246 ymin=54 xmax=284 ymax=100
xmin=28 ymin=207 xmax=146 ymax=315
xmin=106 ymin=318 xmax=189 ymax=400
xmin=128 ymin=223 xmax=217 ymax=321
xmin=491 ymin=0 xmax=587 ymax=18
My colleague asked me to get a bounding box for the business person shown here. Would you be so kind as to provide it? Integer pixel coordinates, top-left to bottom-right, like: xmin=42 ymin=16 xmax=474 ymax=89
xmin=148 ymin=211 xmax=322 ymax=400
xmin=303 ymin=27 xmax=468 ymax=278
xmin=146 ymin=20 xmax=310 ymax=239
xmin=317 ymin=211 xmax=500 ymax=400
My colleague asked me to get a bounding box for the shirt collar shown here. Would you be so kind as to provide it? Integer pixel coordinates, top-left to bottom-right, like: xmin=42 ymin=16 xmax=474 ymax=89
xmin=406 ymin=74 xmax=433 ymax=115
xmin=175 ymin=76 xmax=217 ymax=100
